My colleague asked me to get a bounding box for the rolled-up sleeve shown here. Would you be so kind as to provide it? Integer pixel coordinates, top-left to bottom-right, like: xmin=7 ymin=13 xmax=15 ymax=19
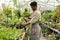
xmin=29 ymin=11 xmax=41 ymax=24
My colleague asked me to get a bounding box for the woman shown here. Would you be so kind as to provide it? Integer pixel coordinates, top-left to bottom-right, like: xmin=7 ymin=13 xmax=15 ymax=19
xmin=20 ymin=1 xmax=41 ymax=40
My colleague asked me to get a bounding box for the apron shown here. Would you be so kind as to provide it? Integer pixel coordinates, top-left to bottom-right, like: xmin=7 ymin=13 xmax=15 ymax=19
xmin=29 ymin=22 xmax=41 ymax=40
xmin=29 ymin=10 xmax=41 ymax=40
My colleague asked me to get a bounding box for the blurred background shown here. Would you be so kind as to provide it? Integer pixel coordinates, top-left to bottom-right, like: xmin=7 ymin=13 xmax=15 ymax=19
xmin=0 ymin=0 xmax=60 ymax=40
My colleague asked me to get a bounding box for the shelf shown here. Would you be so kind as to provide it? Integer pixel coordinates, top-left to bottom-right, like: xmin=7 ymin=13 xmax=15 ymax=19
xmin=43 ymin=23 xmax=60 ymax=33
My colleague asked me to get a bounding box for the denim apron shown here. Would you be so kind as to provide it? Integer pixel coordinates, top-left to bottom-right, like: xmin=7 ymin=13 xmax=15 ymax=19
xmin=29 ymin=22 xmax=41 ymax=40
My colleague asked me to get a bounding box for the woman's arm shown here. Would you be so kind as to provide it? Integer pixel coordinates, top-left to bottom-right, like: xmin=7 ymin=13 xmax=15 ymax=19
xmin=24 ymin=18 xmax=30 ymax=22
xmin=21 ymin=12 xmax=41 ymax=26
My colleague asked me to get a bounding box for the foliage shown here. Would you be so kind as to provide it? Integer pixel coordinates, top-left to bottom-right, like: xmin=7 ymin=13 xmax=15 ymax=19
xmin=1 ymin=4 xmax=22 ymax=26
xmin=0 ymin=1 xmax=30 ymax=40
xmin=41 ymin=6 xmax=60 ymax=40
xmin=0 ymin=26 xmax=22 ymax=40
xmin=22 ymin=8 xmax=30 ymax=17
xmin=13 ymin=0 xmax=17 ymax=6
xmin=55 ymin=5 xmax=60 ymax=12
xmin=41 ymin=11 xmax=55 ymax=23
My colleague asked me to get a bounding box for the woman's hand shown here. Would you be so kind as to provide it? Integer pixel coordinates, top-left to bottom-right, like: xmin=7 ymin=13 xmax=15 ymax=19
xmin=24 ymin=18 xmax=30 ymax=22
xmin=20 ymin=23 xmax=26 ymax=27
xmin=20 ymin=21 xmax=30 ymax=27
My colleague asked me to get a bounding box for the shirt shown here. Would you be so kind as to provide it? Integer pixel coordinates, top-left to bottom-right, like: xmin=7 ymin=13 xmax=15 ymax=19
xmin=29 ymin=10 xmax=41 ymax=24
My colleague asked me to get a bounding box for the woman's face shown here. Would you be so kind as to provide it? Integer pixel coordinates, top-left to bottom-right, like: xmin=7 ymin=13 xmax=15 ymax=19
xmin=31 ymin=6 xmax=37 ymax=11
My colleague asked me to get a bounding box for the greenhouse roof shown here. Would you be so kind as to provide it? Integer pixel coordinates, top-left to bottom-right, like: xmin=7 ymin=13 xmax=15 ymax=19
xmin=0 ymin=0 xmax=60 ymax=10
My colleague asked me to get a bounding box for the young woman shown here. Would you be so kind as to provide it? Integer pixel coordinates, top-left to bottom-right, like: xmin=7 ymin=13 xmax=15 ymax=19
xmin=20 ymin=1 xmax=41 ymax=40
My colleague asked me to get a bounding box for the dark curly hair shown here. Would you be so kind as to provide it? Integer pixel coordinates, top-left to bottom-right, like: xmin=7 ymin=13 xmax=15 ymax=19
xmin=30 ymin=1 xmax=37 ymax=6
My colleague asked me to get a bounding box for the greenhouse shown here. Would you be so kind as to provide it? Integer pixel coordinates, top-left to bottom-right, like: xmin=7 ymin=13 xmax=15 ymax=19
xmin=0 ymin=0 xmax=60 ymax=40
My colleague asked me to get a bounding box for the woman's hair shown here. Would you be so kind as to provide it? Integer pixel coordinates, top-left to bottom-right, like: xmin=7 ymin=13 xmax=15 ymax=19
xmin=30 ymin=1 xmax=37 ymax=6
